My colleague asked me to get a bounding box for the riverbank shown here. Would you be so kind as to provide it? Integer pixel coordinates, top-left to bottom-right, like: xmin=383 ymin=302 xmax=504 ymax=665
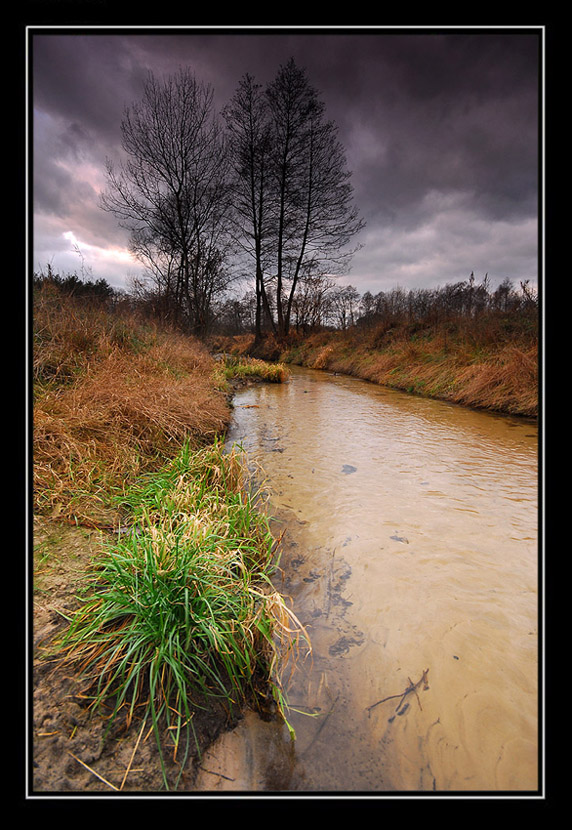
xmin=211 ymin=314 xmax=538 ymax=419
xmin=31 ymin=291 xmax=294 ymax=792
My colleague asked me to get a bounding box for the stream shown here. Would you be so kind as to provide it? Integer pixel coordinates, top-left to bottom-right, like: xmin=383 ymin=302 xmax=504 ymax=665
xmin=195 ymin=365 xmax=539 ymax=794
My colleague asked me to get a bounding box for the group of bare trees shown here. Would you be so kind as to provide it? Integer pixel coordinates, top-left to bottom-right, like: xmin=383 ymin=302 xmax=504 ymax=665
xmin=100 ymin=60 xmax=364 ymax=339
xmin=99 ymin=64 xmax=537 ymax=341
xmin=212 ymin=271 xmax=538 ymax=336
xmin=356 ymin=273 xmax=538 ymax=329
xmin=223 ymin=60 xmax=364 ymax=339
xmin=213 ymin=276 xmax=362 ymax=335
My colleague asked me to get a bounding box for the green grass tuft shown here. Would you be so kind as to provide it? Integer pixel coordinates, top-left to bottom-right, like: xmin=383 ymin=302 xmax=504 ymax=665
xmin=55 ymin=439 xmax=307 ymax=789
xmin=219 ymin=355 xmax=290 ymax=384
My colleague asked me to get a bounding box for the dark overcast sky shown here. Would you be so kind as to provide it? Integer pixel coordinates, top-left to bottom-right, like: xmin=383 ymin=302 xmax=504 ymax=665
xmin=30 ymin=27 xmax=541 ymax=296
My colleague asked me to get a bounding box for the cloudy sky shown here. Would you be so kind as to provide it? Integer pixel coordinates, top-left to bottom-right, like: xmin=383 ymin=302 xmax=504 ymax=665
xmin=30 ymin=26 xmax=541 ymax=297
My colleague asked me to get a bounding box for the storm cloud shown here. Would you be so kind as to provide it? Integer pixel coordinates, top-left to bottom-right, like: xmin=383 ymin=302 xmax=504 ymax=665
xmin=30 ymin=28 xmax=541 ymax=294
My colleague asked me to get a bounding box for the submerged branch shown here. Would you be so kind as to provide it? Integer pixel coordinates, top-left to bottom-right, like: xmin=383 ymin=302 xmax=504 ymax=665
xmin=366 ymin=668 xmax=430 ymax=716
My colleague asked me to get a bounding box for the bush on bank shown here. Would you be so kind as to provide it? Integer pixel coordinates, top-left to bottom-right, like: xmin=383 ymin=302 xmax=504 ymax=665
xmin=217 ymin=354 xmax=290 ymax=384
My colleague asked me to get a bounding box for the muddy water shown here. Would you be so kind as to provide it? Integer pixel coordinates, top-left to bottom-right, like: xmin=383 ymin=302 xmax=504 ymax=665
xmin=196 ymin=366 xmax=538 ymax=793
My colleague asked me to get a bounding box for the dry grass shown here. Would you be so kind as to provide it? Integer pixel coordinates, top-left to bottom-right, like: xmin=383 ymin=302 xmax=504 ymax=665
xmin=452 ymin=344 xmax=538 ymax=415
xmin=210 ymin=332 xmax=255 ymax=357
xmin=33 ymin=292 xmax=231 ymax=524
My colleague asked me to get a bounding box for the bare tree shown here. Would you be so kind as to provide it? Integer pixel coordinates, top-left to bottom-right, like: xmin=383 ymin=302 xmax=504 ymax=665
xmin=223 ymin=74 xmax=276 ymax=341
xmin=225 ymin=58 xmax=364 ymax=339
xmin=267 ymin=59 xmax=364 ymax=337
xmin=329 ymin=284 xmax=361 ymax=329
xmin=101 ymin=68 xmax=234 ymax=336
xmin=290 ymin=274 xmax=337 ymax=331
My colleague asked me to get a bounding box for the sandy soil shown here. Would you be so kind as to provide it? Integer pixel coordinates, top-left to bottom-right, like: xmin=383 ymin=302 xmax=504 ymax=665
xmin=31 ymin=516 xmax=241 ymax=794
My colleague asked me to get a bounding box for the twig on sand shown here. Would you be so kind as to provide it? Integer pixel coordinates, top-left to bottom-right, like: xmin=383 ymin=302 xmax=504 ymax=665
xmin=120 ymin=716 xmax=147 ymax=791
xmin=68 ymin=751 xmax=119 ymax=790
xmin=198 ymin=765 xmax=236 ymax=782
xmin=366 ymin=668 xmax=430 ymax=716
xmin=300 ymin=692 xmax=340 ymax=758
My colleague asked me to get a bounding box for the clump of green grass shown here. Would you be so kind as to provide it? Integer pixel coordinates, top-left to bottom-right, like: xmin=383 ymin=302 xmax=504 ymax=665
xmin=55 ymin=439 xmax=307 ymax=790
xmin=219 ymin=355 xmax=290 ymax=384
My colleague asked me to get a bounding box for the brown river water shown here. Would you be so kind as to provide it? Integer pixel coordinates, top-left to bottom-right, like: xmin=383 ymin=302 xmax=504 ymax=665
xmin=195 ymin=365 xmax=539 ymax=795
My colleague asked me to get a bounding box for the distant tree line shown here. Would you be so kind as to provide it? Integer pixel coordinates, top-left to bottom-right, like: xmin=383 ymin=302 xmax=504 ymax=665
xmin=33 ymin=264 xmax=538 ymax=338
xmin=33 ymin=264 xmax=116 ymax=301
xmin=212 ymin=271 xmax=538 ymax=336
xmin=356 ymin=272 xmax=538 ymax=328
